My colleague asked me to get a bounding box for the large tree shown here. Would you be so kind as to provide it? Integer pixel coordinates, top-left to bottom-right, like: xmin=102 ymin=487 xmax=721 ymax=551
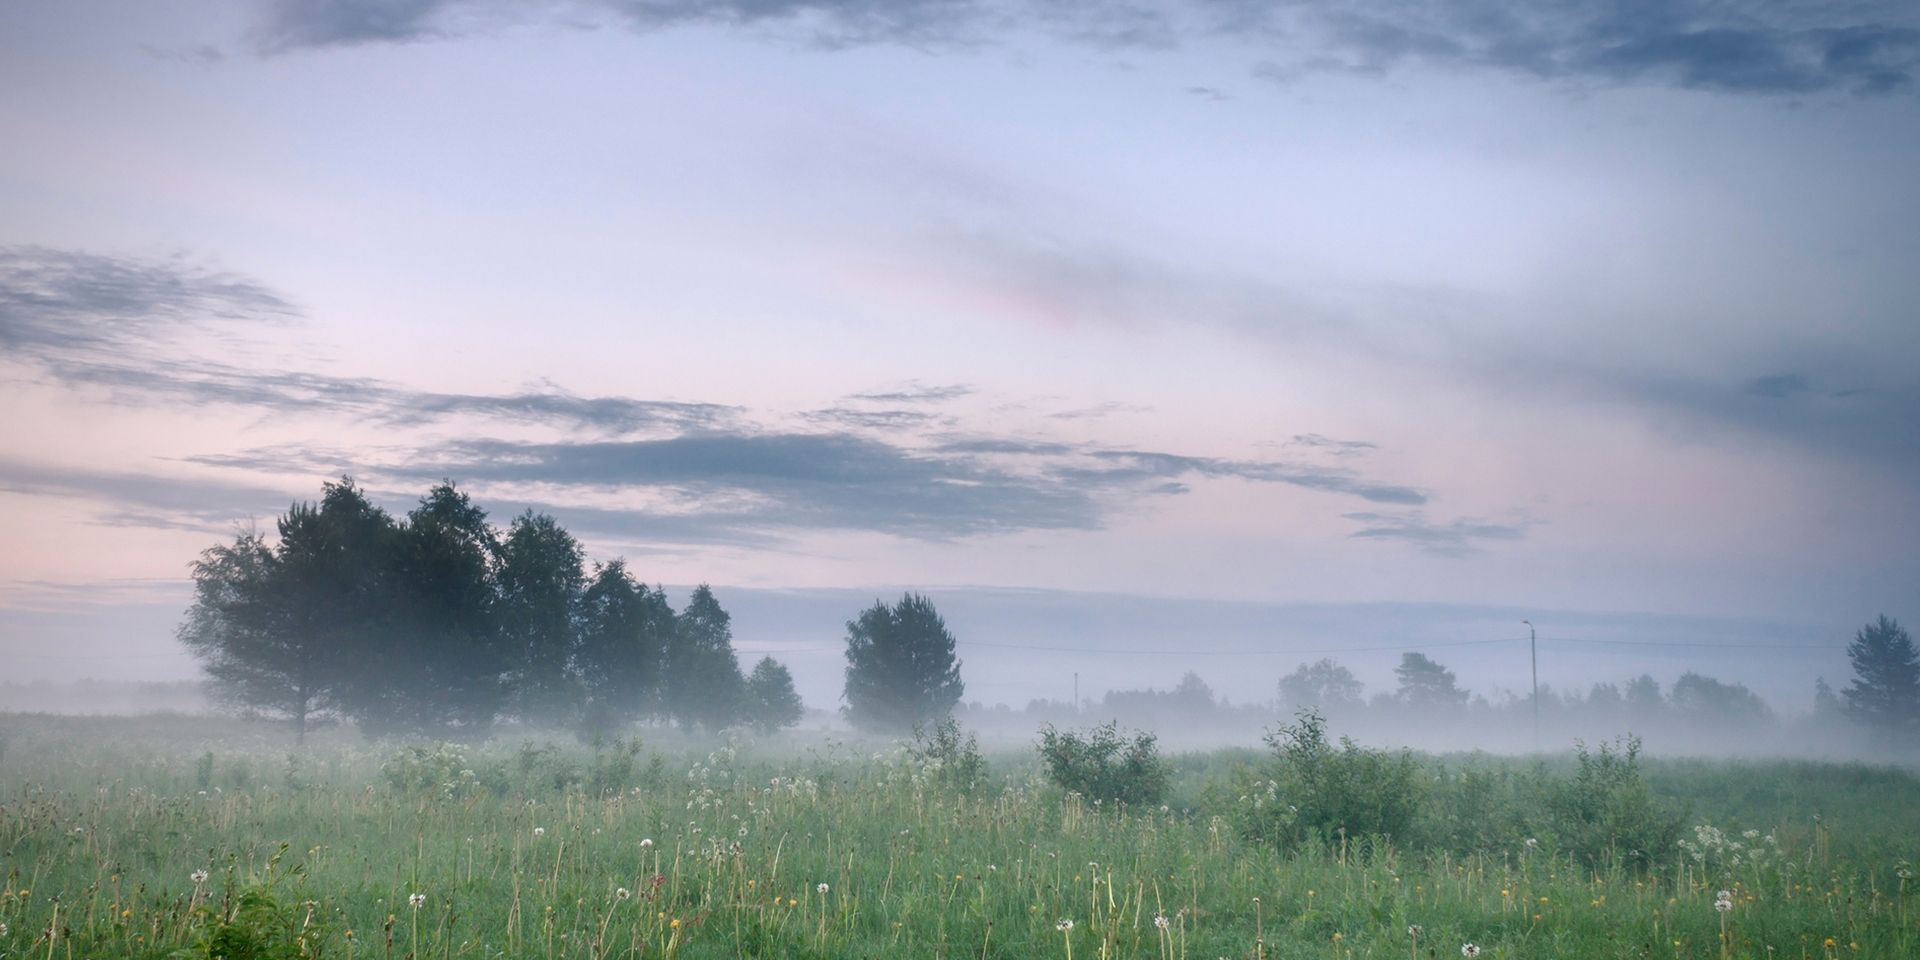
xmin=1670 ymin=672 xmax=1772 ymax=725
xmin=661 ymin=585 xmax=746 ymax=731
xmin=576 ymin=559 xmax=674 ymax=726
xmin=1843 ymin=614 xmax=1919 ymax=743
xmin=1277 ymin=658 xmax=1364 ymax=711
xmin=181 ymin=478 xmax=398 ymax=742
xmin=178 ymin=531 xmax=328 ymax=741
xmin=1393 ymin=652 xmax=1468 ymax=708
xmin=842 ymin=593 xmax=964 ymax=731
xmin=744 ymin=657 xmax=805 ymax=734
xmin=353 ymin=482 xmax=505 ymax=737
xmin=497 ymin=510 xmax=587 ymax=726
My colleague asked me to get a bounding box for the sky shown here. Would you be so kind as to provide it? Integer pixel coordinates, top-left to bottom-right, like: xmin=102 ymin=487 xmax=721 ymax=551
xmin=2 ymin=0 xmax=1917 ymax=713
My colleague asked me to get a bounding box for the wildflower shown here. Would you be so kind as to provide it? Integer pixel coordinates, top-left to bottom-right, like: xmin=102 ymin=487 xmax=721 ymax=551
xmin=0 ymin=922 xmax=8 ymax=937
xmin=1408 ymin=924 xmax=1423 ymax=938
xmin=1525 ymin=837 xmax=1538 ymax=850
xmin=409 ymin=893 xmax=426 ymax=908
xmin=1462 ymin=944 xmax=1481 ymax=958
xmin=1057 ymin=919 xmax=1075 ymax=932
xmin=670 ymin=918 xmax=681 ymax=929
xmin=190 ymin=869 xmax=209 ymax=884
xmin=1714 ymin=898 xmax=1732 ymax=913
xmin=533 ymin=827 xmax=546 ymax=837
xmin=1154 ymin=914 xmax=1170 ymax=930
xmin=817 ymin=883 xmax=830 ymax=895
xmin=1331 ymin=932 xmax=1344 ymax=942
xmin=616 ymin=888 xmax=631 ymax=900
xmin=639 ymin=838 xmax=654 ymax=849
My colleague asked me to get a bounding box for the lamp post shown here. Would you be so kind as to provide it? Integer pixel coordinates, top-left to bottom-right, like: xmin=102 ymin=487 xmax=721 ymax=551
xmin=1521 ymin=619 xmax=1538 ymax=747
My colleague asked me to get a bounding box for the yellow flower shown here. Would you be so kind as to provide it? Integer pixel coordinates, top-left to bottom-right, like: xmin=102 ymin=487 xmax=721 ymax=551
xmin=1331 ymin=932 xmax=1343 ymax=942
xmin=1538 ymin=896 xmax=1549 ymax=904
xmin=1306 ymin=889 xmax=1315 ymax=897
xmin=670 ymin=918 xmax=682 ymax=929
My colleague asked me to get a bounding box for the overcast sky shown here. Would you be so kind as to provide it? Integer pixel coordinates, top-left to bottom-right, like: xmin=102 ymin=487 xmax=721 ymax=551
xmin=2 ymin=0 xmax=1916 ymax=711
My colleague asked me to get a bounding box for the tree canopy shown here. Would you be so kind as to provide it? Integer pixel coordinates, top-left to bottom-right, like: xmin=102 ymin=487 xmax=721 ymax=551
xmin=842 ymin=593 xmax=965 ymax=731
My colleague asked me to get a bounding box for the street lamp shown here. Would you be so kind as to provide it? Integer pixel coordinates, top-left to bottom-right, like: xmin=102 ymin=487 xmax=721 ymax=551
xmin=1521 ymin=619 xmax=1538 ymax=747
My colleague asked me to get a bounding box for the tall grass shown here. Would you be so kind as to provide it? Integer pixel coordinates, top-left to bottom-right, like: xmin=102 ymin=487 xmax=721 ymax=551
xmin=0 ymin=713 xmax=1913 ymax=958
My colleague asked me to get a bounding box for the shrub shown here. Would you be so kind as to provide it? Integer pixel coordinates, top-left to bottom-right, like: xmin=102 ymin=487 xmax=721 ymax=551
xmin=1037 ymin=721 xmax=1170 ymax=807
xmin=907 ymin=716 xmax=989 ymax=795
xmin=1240 ymin=709 xmax=1423 ymax=850
xmin=1550 ymin=736 xmax=1684 ymax=868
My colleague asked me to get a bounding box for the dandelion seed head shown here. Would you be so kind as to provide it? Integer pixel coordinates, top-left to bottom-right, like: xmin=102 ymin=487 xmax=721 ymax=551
xmin=190 ymin=869 xmax=209 ymax=884
xmin=1057 ymin=918 xmax=1074 ymax=932
xmin=408 ymin=893 xmax=426 ymax=908
xmin=1462 ymin=943 xmax=1481 ymax=958
xmin=817 ymin=883 xmax=829 ymax=895
xmin=616 ymin=888 xmax=631 ymax=900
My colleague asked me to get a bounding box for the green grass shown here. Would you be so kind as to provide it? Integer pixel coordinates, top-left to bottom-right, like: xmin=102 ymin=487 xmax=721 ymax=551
xmin=0 ymin=713 xmax=1914 ymax=959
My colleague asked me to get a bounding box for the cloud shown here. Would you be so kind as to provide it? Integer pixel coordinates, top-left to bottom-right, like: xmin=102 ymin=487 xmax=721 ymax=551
xmin=801 ymin=407 xmax=954 ymax=430
xmin=1287 ymin=433 xmax=1378 ymax=457
xmin=843 ymin=382 xmax=974 ymax=404
xmin=1342 ymin=510 xmax=1530 ymax=556
xmin=1745 ymin=373 xmax=1811 ymax=399
xmin=0 ymin=458 xmax=299 ymax=534
xmin=0 ymin=247 xmax=737 ymax=436
xmin=1233 ymin=1 xmax=1920 ymax=96
xmin=245 ymin=1 xmax=1920 ymax=97
xmin=0 ymin=246 xmax=295 ymax=355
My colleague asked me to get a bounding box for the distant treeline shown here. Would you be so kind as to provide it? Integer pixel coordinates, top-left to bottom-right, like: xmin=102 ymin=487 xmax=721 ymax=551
xmin=180 ymin=478 xmax=803 ymax=741
xmin=180 ymin=478 xmax=966 ymax=742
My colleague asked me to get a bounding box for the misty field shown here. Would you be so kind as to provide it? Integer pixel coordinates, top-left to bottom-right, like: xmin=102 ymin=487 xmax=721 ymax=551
xmin=1 ymin=715 xmax=1917 ymax=960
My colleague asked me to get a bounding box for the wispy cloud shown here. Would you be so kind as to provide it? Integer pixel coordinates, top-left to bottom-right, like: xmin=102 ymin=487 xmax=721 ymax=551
xmin=248 ymin=1 xmax=1920 ymax=98
xmin=0 ymin=247 xmax=738 ymax=436
xmin=1343 ymin=510 xmax=1530 ymax=557
xmin=843 ymin=382 xmax=974 ymax=404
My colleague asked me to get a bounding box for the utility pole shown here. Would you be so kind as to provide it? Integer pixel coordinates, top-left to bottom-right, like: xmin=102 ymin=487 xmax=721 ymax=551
xmin=1073 ymin=672 xmax=1080 ymax=714
xmin=1521 ymin=619 xmax=1538 ymax=748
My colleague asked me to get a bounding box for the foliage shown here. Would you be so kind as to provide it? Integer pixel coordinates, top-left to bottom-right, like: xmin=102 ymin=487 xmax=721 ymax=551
xmin=1394 ymin=652 xmax=1469 ymax=707
xmin=1549 ymin=736 xmax=1684 ymax=868
xmin=1669 ymin=672 xmax=1773 ymax=726
xmin=907 ymin=715 xmax=989 ymax=795
xmin=662 ymin=585 xmax=748 ymax=732
xmin=842 ymin=593 xmax=965 ymax=732
xmin=576 ymin=559 xmax=675 ymax=726
xmin=1036 ymin=720 xmax=1170 ymax=806
xmin=1844 ymin=614 xmax=1919 ymax=743
xmin=1277 ymin=658 xmax=1364 ymax=711
xmin=744 ymin=657 xmax=805 ymax=734
xmin=497 ymin=510 xmax=588 ymax=726
xmin=1239 ymin=709 xmax=1423 ymax=849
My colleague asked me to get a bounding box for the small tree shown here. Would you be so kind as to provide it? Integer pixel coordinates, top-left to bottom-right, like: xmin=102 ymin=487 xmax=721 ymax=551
xmin=842 ymin=593 xmax=965 ymax=731
xmin=744 ymin=657 xmax=805 ymax=734
xmin=1394 ymin=652 xmax=1468 ymax=708
xmin=1843 ymin=615 xmax=1920 ymax=743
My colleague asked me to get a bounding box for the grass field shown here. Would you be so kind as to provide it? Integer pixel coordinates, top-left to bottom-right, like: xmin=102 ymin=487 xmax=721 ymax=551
xmin=1 ymin=714 xmax=1916 ymax=959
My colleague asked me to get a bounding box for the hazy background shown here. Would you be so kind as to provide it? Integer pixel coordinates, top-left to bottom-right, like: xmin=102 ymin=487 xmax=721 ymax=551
xmin=3 ymin=1 xmax=1916 ymax=724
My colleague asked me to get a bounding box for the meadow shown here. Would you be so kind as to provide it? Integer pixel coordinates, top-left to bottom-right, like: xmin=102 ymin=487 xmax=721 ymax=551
xmin=0 ymin=713 xmax=1915 ymax=959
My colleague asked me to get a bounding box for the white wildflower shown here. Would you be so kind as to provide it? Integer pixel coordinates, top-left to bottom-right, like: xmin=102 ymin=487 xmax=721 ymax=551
xmin=1057 ymin=919 xmax=1075 ymax=932
xmin=190 ymin=869 xmax=209 ymax=884
xmin=1462 ymin=943 xmax=1481 ymax=958
xmin=1154 ymin=914 xmax=1170 ymax=930
xmin=616 ymin=887 xmax=631 ymax=901
xmin=817 ymin=883 xmax=830 ymax=895
xmin=408 ymin=893 xmax=426 ymax=908
xmin=533 ymin=827 xmax=546 ymax=837
xmin=639 ymin=838 xmax=654 ymax=849
xmin=1408 ymin=924 xmax=1423 ymax=938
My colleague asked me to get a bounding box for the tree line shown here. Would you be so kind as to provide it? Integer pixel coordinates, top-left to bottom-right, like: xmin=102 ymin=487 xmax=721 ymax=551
xmin=180 ymin=479 xmax=803 ymax=741
xmin=181 ymin=478 xmax=968 ymax=742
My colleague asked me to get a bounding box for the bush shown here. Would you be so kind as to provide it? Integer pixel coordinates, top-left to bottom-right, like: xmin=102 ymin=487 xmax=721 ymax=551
xmin=907 ymin=716 xmax=989 ymax=795
xmin=1239 ymin=709 xmax=1423 ymax=850
xmin=1550 ymin=736 xmax=1684 ymax=868
xmin=1037 ymin=721 xmax=1170 ymax=807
